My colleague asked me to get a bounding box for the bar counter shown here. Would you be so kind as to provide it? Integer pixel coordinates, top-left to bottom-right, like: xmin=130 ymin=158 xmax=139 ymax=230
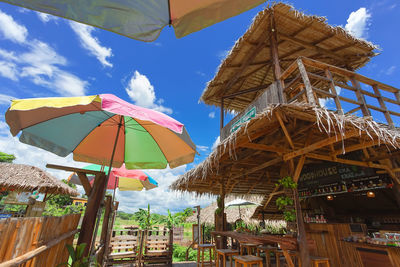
xmin=344 ymin=241 xmax=400 ymax=267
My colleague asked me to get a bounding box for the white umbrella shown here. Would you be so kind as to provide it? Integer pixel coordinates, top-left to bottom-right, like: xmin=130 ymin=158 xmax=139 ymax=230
xmin=225 ymin=198 xmax=260 ymax=219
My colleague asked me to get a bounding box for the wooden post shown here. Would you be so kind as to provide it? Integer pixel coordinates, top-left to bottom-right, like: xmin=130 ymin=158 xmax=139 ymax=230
xmin=220 ymin=98 xmax=224 ymax=131
xmin=293 ymin=188 xmax=311 ymax=267
xmin=325 ymin=69 xmax=344 ymax=114
xmin=98 ymin=195 xmax=112 ymax=264
xmin=269 ymin=11 xmax=285 ymax=103
xmin=372 ymin=84 xmax=394 ymax=127
xmin=215 ymin=184 xmax=226 ymax=248
xmin=77 ymin=172 xmax=108 ymax=257
xmin=350 ymin=78 xmax=371 ymax=117
xmin=297 ymin=59 xmax=316 ymax=105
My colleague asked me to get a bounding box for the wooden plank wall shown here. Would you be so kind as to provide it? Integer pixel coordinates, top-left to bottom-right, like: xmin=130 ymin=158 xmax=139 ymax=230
xmin=221 ymin=81 xmax=280 ymax=140
xmin=305 ymin=223 xmax=364 ymax=267
xmin=0 ymin=213 xmax=80 ymax=266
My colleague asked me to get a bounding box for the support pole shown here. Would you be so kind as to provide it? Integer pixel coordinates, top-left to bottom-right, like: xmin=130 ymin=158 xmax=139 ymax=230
xmin=215 ymin=183 xmax=226 ymax=248
xmin=220 ymin=98 xmax=224 ymax=132
xmin=269 ymin=10 xmax=285 ymax=103
xmin=77 ymin=172 xmax=108 ymax=256
xmin=293 ymin=188 xmax=311 ymax=267
xmin=98 ymin=195 xmax=112 ymax=265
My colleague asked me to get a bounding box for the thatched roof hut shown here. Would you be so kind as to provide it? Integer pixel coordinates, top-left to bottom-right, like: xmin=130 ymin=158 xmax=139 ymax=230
xmin=201 ymin=3 xmax=378 ymax=112
xmin=171 ymin=103 xmax=400 ymax=196
xmin=0 ymin=163 xmax=79 ymax=196
xmin=186 ymin=196 xmax=262 ymax=225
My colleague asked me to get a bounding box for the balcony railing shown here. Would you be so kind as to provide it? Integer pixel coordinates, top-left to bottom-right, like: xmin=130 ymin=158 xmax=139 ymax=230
xmin=220 ymin=57 xmax=400 ymax=140
xmin=279 ymin=57 xmax=400 ymax=127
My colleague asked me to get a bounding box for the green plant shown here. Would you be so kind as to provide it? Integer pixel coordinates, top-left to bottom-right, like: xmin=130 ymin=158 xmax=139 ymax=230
xmin=275 ymin=176 xmax=297 ymax=189
xmin=58 ymin=243 xmax=99 ymax=267
xmin=283 ymin=210 xmax=296 ymax=222
xmin=275 ymin=176 xmax=297 ymax=223
xmin=275 ymin=196 xmax=293 ymax=210
xmin=0 ymin=152 xmax=16 ymax=163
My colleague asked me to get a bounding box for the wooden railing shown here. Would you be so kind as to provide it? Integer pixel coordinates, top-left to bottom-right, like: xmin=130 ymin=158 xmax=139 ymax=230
xmin=0 ymin=214 xmax=80 ymax=267
xmin=279 ymin=57 xmax=400 ymax=128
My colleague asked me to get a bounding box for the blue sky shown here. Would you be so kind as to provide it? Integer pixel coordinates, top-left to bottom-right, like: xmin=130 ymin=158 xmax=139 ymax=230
xmin=0 ymin=0 xmax=399 ymax=214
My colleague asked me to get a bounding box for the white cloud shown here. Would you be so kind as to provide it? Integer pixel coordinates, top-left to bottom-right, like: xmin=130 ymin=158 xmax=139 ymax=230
xmin=212 ymin=136 xmax=220 ymax=150
xmin=196 ymin=145 xmax=209 ymax=152
xmin=0 ymin=17 xmax=87 ymax=97
xmin=208 ymin=111 xmax=215 ymax=118
xmin=69 ymin=21 xmax=113 ymax=67
xmin=196 ymin=71 xmax=206 ymax=77
xmin=125 ymin=71 xmax=173 ymax=114
xmin=345 ymin=8 xmax=371 ymax=39
xmin=0 ymin=9 xmax=28 ymax=43
xmin=0 ymin=60 xmax=18 ymax=80
xmin=0 ymin=93 xmax=15 ymax=105
xmin=36 ymin=12 xmax=58 ymax=23
xmin=386 ymin=66 xmax=396 ymax=75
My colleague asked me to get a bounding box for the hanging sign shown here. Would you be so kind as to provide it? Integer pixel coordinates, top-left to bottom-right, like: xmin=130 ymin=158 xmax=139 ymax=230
xmin=230 ymin=107 xmax=256 ymax=133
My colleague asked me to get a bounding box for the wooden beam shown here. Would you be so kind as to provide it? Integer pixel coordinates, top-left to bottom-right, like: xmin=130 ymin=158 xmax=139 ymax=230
xmin=222 ymin=84 xmax=269 ymax=99
xmin=297 ymin=58 xmax=316 ymax=105
xmin=275 ymin=112 xmax=295 ymax=149
xmin=325 ymin=69 xmax=344 ymax=114
xmin=293 ymin=155 xmax=306 ymax=182
xmin=239 ymin=142 xmax=286 ymax=154
xmin=46 ymin=164 xmax=103 ymax=175
xmin=283 ymin=130 xmax=360 ymax=161
xmin=373 ymin=84 xmax=394 ymax=127
xmin=332 ymin=139 xmax=378 ymax=156
xmin=77 ymin=172 xmax=92 ymax=196
xmin=279 ymin=32 xmax=346 ymax=63
xmin=350 ymin=78 xmax=371 ymax=117
xmin=231 ymin=157 xmax=282 ymax=180
xmin=306 ymin=153 xmax=390 ymax=170
xmin=263 ymin=186 xmax=282 ymax=208
xmin=218 ymin=40 xmax=267 ymax=98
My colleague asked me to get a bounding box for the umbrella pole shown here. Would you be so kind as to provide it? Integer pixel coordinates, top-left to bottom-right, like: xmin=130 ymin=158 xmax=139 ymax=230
xmin=112 ymin=177 xmax=118 ymax=202
xmin=89 ymin=116 xmax=123 ymax=257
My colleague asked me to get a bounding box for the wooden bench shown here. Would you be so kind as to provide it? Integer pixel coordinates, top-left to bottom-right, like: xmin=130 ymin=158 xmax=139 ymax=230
xmin=141 ymin=229 xmax=173 ymax=266
xmin=106 ymin=229 xmax=142 ymax=266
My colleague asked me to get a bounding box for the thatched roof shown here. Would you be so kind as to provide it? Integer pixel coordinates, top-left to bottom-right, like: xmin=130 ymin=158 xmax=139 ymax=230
xmin=170 ymin=103 xmax=400 ymax=198
xmin=0 ymin=163 xmax=79 ymax=196
xmin=186 ymin=196 xmax=263 ymax=225
xmin=201 ymin=3 xmax=378 ymax=112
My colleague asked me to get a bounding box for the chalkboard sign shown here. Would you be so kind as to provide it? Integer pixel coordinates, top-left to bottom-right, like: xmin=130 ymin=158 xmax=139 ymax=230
xmin=298 ymin=162 xmax=376 ymax=190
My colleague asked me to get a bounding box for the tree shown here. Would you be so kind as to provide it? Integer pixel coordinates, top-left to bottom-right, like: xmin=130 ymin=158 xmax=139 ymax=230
xmin=0 ymin=152 xmax=16 ymax=163
xmin=46 ymin=179 xmax=77 ymax=207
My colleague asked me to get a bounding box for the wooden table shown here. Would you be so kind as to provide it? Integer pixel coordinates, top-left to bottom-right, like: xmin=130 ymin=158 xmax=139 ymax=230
xmin=211 ymin=231 xmax=315 ymax=267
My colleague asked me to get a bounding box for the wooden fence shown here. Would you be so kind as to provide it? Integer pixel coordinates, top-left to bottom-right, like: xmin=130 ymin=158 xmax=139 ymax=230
xmin=0 ymin=213 xmax=80 ymax=267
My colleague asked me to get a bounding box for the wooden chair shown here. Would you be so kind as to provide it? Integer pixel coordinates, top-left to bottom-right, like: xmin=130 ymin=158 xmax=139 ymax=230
xmin=239 ymin=243 xmax=259 ymax=256
xmin=233 ymin=255 xmax=263 ymax=267
xmin=310 ymin=256 xmax=330 ymax=267
xmin=256 ymin=245 xmax=278 ymax=267
xmin=216 ymin=248 xmax=239 ymax=267
xmin=141 ymin=228 xmax=173 ymax=266
xmin=197 ymin=243 xmax=216 ymax=267
xmin=106 ymin=229 xmax=142 ymax=266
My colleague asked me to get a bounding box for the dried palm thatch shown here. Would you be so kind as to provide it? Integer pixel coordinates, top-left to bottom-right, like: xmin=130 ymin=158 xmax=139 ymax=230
xmin=0 ymin=163 xmax=79 ymax=196
xmin=201 ymin=3 xmax=378 ymax=112
xmin=186 ymin=196 xmax=263 ymax=225
xmin=170 ymin=103 xmax=400 ymax=197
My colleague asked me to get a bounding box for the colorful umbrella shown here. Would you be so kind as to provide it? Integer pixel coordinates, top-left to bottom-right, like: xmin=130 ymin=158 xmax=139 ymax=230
xmin=5 ymin=94 xmax=196 ymax=169
xmin=68 ymin=164 xmax=158 ymax=191
xmin=0 ymin=0 xmax=266 ymax=41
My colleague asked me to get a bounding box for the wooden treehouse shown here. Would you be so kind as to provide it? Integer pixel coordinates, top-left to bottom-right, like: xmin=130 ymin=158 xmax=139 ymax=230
xmin=172 ymin=3 xmax=400 ymax=267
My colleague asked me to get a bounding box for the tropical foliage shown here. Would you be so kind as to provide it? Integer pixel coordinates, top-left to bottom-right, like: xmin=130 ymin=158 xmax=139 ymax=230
xmin=0 ymin=151 xmax=16 ymax=163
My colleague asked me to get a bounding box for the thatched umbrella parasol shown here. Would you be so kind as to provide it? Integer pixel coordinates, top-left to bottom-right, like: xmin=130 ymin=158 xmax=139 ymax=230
xmin=0 ymin=163 xmax=78 ymax=196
